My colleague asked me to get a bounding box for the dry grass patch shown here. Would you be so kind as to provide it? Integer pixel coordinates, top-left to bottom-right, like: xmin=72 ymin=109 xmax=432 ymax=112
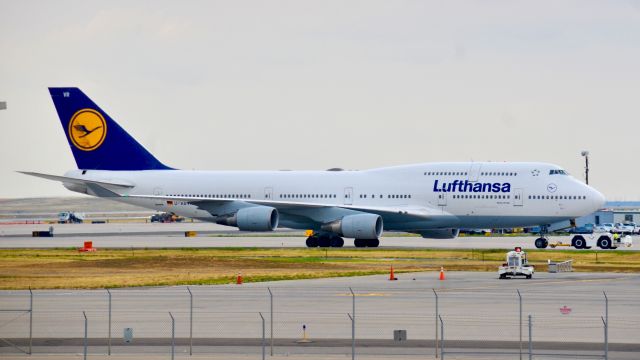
xmin=0 ymin=248 xmax=638 ymax=289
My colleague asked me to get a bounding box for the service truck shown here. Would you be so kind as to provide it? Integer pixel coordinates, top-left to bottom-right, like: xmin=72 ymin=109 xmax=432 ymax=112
xmin=58 ymin=211 xmax=84 ymax=224
xmin=499 ymin=247 xmax=534 ymax=279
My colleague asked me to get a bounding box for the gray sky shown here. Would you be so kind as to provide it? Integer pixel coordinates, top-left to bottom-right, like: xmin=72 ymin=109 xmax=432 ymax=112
xmin=1 ymin=1 xmax=640 ymax=200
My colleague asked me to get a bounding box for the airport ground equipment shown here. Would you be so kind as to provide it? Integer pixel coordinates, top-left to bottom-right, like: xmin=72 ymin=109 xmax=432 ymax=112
xmin=548 ymin=241 xmax=571 ymax=248
xmin=568 ymin=233 xmax=632 ymax=249
xmin=548 ymin=259 xmax=573 ymax=273
xmin=150 ymin=212 xmax=184 ymax=223
xmin=58 ymin=211 xmax=84 ymax=224
xmin=612 ymin=223 xmax=634 ymax=234
xmin=499 ymin=247 xmax=534 ymax=279
xmin=535 ymin=233 xmax=632 ymax=249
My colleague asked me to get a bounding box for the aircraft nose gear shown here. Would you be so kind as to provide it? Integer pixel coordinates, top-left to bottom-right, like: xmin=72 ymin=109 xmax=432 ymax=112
xmin=534 ymin=237 xmax=548 ymax=249
xmin=534 ymin=225 xmax=549 ymax=249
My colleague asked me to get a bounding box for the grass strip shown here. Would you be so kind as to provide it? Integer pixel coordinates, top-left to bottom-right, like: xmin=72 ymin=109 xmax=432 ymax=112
xmin=0 ymin=248 xmax=638 ymax=289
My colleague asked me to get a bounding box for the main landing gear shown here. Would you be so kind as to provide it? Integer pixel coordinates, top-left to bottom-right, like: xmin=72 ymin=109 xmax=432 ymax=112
xmin=354 ymin=239 xmax=380 ymax=248
xmin=306 ymin=232 xmax=344 ymax=248
xmin=305 ymin=232 xmax=380 ymax=248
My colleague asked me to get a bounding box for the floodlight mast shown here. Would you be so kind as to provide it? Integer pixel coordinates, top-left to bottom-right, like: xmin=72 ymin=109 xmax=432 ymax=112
xmin=581 ymin=150 xmax=589 ymax=185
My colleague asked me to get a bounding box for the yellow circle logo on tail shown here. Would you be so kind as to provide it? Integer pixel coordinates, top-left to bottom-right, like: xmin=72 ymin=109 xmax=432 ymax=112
xmin=68 ymin=109 xmax=107 ymax=151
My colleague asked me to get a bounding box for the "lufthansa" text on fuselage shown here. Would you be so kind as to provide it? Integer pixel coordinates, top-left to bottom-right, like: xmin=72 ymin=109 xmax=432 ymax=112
xmin=433 ymin=180 xmax=511 ymax=193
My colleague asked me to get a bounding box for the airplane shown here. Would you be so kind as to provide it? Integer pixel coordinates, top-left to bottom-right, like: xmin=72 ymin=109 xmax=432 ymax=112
xmin=22 ymin=87 xmax=606 ymax=248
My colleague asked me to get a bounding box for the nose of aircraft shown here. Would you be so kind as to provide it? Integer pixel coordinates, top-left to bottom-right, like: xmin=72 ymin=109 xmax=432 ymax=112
xmin=589 ymin=186 xmax=606 ymax=211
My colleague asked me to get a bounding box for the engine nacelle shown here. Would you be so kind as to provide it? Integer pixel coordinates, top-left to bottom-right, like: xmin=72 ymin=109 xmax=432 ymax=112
xmin=418 ymin=229 xmax=460 ymax=239
xmin=217 ymin=206 xmax=279 ymax=231
xmin=321 ymin=214 xmax=383 ymax=239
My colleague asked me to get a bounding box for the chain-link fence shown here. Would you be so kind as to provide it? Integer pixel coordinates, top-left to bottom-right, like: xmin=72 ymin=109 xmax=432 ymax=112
xmin=0 ymin=281 xmax=638 ymax=359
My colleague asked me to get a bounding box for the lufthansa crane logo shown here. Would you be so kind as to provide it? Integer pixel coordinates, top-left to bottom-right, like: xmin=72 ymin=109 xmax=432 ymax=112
xmin=68 ymin=109 xmax=107 ymax=151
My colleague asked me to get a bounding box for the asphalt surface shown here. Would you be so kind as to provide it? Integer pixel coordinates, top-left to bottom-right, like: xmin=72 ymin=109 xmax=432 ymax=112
xmin=1 ymin=271 xmax=639 ymax=358
xmin=1 ymin=222 xmax=638 ymax=358
xmin=0 ymin=222 xmax=636 ymax=250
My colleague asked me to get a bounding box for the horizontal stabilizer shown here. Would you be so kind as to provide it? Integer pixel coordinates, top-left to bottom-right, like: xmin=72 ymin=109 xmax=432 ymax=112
xmin=18 ymin=171 xmax=135 ymax=188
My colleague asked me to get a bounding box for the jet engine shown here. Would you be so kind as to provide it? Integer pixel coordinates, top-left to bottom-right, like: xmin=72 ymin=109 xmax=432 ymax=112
xmin=217 ymin=206 xmax=279 ymax=231
xmin=418 ymin=228 xmax=460 ymax=239
xmin=321 ymin=214 xmax=383 ymax=239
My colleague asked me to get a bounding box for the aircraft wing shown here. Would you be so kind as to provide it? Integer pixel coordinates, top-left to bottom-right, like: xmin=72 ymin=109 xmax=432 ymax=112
xmin=125 ymin=194 xmax=440 ymax=220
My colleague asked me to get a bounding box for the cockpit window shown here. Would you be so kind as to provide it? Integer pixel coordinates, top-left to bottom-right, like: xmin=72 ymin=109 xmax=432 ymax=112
xmin=549 ymin=169 xmax=568 ymax=175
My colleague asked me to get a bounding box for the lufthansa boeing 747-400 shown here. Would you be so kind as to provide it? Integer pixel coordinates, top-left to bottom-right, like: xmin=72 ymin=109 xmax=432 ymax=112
xmin=22 ymin=88 xmax=606 ymax=248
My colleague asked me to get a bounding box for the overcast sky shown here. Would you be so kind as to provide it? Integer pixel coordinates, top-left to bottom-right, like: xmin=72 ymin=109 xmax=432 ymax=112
xmin=1 ymin=1 xmax=640 ymax=200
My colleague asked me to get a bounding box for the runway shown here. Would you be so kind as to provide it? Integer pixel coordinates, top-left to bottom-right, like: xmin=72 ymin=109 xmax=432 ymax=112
xmin=0 ymin=222 xmax=636 ymax=250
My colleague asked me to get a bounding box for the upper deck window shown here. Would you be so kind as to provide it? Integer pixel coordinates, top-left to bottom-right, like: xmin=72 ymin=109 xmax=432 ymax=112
xmin=549 ymin=169 xmax=568 ymax=175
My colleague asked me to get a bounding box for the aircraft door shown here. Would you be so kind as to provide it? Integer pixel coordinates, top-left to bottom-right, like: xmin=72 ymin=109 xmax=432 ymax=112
xmin=513 ymin=188 xmax=523 ymax=206
xmin=264 ymin=187 xmax=273 ymax=200
xmin=468 ymin=163 xmax=482 ymax=182
xmin=344 ymin=187 xmax=353 ymax=205
xmin=437 ymin=193 xmax=447 ymax=206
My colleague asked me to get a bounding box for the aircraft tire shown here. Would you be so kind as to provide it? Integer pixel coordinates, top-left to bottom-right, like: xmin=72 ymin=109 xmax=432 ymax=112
xmin=354 ymin=239 xmax=367 ymax=248
xmin=306 ymin=236 xmax=319 ymax=247
xmin=534 ymin=237 xmax=548 ymax=249
xmin=330 ymin=235 xmax=344 ymax=248
xmin=318 ymin=235 xmax=331 ymax=248
xmin=366 ymin=239 xmax=380 ymax=247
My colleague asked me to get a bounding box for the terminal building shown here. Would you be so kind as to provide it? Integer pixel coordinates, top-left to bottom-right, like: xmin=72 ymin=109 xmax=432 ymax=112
xmin=576 ymin=201 xmax=640 ymax=226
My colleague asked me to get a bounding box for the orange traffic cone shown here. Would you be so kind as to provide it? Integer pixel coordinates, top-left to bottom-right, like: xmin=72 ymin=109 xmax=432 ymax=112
xmin=389 ymin=266 xmax=397 ymax=281
xmin=236 ymin=273 xmax=243 ymax=285
xmin=439 ymin=266 xmax=445 ymax=281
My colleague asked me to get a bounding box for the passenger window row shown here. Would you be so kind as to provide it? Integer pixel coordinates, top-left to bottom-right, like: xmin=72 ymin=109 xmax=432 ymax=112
xmin=424 ymin=171 xmax=468 ymax=176
xmin=529 ymin=195 xmax=586 ymax=200
xmin=424 ymin=171 xmax=519 ymax=177
xmin=280 ymin=194 xmax=337 ymax=199
xmin=168 ymin=194 xmax=251 ymax=199
xmin=452 ymin=194 xmax=511 ymax=199
xmin=480 ymin=172 xmax=517 ymax=176
xmin=368 ymin=194 xmax=412 ymax=199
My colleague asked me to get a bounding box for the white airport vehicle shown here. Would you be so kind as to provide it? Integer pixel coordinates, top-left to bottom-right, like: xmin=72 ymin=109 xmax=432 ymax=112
xmin=595 ymin=223 xmax=614 ymax=232
xmin=540 ymin=232 xmax=633 ymax=250
xmin=22 ymin=88 xmax=606 ymax=248
xmin=499 ymin=247 xmax=534 ymax=279
xmin=625 ymin=222 xmax=639 ymax=234
xmin=613 ymin=223 xmax=634 ymax=234
xmin=57 ymin=211 xmax=84 ymax=224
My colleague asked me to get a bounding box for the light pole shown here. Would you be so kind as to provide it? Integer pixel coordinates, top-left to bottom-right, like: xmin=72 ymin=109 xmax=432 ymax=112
xmin=581 ymin=151 xmax=589 ymax=185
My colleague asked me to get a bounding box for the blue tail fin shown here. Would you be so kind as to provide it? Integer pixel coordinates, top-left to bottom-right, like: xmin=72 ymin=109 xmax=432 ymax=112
xmin=49 ymin=88 xmax=172 ymax=171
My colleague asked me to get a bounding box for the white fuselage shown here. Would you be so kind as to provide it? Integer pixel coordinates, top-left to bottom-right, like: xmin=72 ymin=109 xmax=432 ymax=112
xmin=63 ymin=161 xmax=605 ymax=232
